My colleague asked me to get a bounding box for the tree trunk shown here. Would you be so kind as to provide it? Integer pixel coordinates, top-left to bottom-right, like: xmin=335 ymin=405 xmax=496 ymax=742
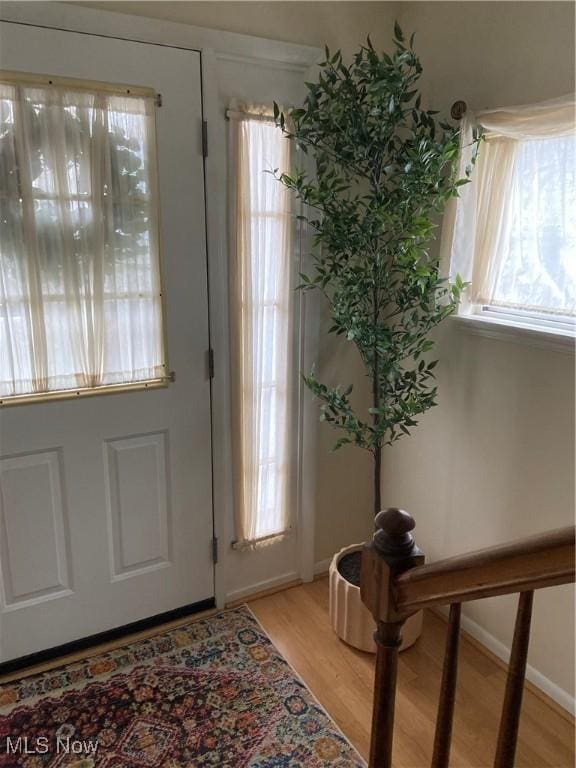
xmin=372 ymin=279 xmax=381 ymax=520
xmin=374 ymin=446 xmax=382 ymax=518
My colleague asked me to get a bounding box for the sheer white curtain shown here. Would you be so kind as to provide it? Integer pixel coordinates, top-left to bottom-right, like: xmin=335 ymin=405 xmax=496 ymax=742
xmin=229 ymin=105 xmax=293 ymax=548
xmin=0 ymin=77 xmax=165 ymax=399
xmin=441 ymin=94 xmax=576 ymax=315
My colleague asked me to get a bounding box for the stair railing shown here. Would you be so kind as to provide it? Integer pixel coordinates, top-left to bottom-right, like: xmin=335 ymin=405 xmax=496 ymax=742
xmin=360 ymin=508 xmax=575 ymax=768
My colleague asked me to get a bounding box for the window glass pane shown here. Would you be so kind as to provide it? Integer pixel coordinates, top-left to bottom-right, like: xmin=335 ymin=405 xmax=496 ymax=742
xmin=232 ymin=114 xmax=292 ymax=546
xmin=0 ymin=78 xmax=165 ymax=399
xmin=489 ymin=136 xmax=576 ymax=316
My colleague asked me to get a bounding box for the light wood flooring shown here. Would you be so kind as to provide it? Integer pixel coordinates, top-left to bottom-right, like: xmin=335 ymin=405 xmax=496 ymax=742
xmin=250 ymin=578 xmax=574 ymax=768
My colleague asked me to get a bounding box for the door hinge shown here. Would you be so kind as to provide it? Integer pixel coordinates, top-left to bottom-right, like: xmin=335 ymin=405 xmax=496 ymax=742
xmin=208 ymin=348 xmax=215 ymax=379
xmin=155 ymin=93 xmax=163 ymax=108
xmin=202 ymin=119 xmax=208 ymax=158
xmin=211 ymin=536 xmax=219 ymax=564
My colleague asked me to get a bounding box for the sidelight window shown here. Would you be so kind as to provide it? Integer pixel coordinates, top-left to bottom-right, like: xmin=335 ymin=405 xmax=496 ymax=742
xmin=229 ymin=105 xmax=293 ymax=547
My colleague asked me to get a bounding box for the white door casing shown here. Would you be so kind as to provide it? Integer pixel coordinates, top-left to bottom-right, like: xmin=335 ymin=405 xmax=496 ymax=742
xmin=0 ymin=22 xmax=214 ymax=662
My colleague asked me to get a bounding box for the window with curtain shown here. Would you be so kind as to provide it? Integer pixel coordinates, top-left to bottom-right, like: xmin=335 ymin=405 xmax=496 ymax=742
xmin=0 ymin=74 xmax=166 ymax=402
xmin=442 ymin=95 xmax=576 ymax=333
xmin=229 ymin=105 xmax=293 ymax=548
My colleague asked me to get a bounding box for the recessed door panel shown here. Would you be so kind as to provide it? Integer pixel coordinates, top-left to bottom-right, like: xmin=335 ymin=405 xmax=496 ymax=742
xmin=105 ymin=432 xmax=171 ymax=579
xmin=0 ymin=450 xmax=71 ymax=609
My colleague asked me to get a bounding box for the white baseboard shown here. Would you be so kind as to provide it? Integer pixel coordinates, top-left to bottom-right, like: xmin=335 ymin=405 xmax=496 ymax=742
xmin=226 ymin=559 xmax=331 ymax=605
xmin=314 ymin=558 xmax=331 ymax=576
xmin=225 ymin=570 xmax=300 ymax=604
xmin=442 ymin=607 xmax=575 ymax=716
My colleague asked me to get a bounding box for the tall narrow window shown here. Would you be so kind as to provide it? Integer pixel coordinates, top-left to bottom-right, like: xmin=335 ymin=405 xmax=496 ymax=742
xmin=229 ymin=106 xmax=292 ymax=548
xmin=0 ymin=74 xmax=166 ymax=402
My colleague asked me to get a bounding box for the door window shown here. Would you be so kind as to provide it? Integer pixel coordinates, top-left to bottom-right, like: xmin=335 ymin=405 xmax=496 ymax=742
xmin=0 ymin=74 xmax=167 ymax=403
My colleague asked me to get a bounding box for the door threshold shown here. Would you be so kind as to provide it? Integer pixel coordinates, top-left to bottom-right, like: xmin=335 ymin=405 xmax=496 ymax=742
xmin=0 ymin=597 xmax=215 ymax=679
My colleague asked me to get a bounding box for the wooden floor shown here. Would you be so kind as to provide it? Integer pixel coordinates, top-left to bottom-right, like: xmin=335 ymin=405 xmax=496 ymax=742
xmin=250 ymin=578 xmax=574 ymax=768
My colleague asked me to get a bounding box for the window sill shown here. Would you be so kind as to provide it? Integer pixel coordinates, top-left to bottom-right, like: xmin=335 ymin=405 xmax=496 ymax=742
xmin=452 ymin=314 xmax=575 ymax=354
xmin=0 ymin=376 xmax=172 ymax=408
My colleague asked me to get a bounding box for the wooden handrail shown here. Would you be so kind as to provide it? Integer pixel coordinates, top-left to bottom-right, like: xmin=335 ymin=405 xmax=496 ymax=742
xmin=395 ymin=526 xmax=575 ymax=614
xmin=360 ymin=509 xmax=576 ymax=768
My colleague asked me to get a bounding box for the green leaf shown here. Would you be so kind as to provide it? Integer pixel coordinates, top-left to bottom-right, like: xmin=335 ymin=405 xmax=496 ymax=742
xmin=272 ymin=27 xmax=478 ymax=461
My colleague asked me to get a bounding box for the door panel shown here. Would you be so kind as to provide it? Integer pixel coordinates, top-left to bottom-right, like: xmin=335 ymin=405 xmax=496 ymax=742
xmin=0 ymin=23 xmax=214 ymax=662
xmin=104 ymin=432 xmax=171 ymax=580
xmin=0 ymin=450 xmax=71 ymax=608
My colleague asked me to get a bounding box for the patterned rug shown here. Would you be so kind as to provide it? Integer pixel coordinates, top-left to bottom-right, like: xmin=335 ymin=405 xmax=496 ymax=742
xmin=0 ymin=606 xmax=364 ymax=767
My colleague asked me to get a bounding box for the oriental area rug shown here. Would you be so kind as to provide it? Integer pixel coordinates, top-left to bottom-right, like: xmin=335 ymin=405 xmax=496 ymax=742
xmin=0 ymin=606 xmax=364 ymax=767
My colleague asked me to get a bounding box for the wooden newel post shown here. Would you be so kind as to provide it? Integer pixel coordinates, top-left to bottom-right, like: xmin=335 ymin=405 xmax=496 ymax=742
xmin=360 ymin=508 xmax=424 ymax=768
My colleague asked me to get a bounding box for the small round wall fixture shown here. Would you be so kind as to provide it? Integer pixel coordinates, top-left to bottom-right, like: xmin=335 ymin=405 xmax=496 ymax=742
xmin=451 ymin=100 xmax=468 ymax=120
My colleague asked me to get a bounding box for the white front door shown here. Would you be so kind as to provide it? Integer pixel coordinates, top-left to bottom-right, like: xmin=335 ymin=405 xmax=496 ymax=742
xmin=0 ymin=23 xmax=214 ymax=662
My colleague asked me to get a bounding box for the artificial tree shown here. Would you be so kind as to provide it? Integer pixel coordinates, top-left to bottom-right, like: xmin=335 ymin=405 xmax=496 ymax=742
xmin=275 ymin=25 xmax=479 ymax=519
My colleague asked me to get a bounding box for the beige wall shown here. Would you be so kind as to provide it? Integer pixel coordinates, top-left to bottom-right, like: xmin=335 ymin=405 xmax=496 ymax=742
xmin=383 ymin=1 xmax=575 ymax=704
xmin=78 ymin=1 xmax=398 ymax=53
